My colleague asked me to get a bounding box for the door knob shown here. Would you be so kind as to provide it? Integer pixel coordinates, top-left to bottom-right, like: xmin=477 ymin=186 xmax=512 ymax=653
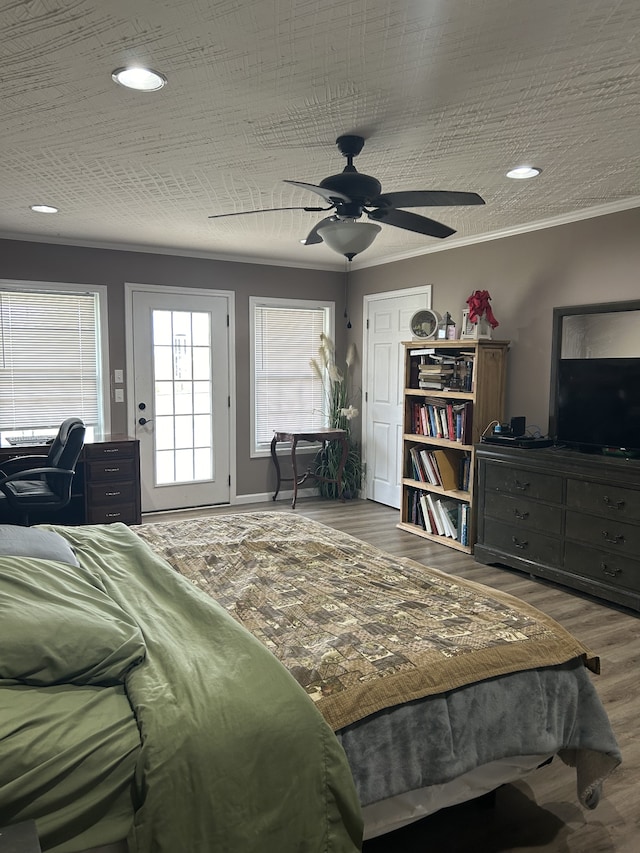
xmin=138 ymin=417 xmax=153 ymax=426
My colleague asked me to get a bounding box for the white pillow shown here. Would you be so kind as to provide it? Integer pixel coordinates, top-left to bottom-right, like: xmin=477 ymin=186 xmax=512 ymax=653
xmin=0 ymin=524 xmax=79 ymax=566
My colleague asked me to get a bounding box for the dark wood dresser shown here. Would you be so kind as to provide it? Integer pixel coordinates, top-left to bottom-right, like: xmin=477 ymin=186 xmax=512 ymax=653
xmin=0 ymin=435 xmax=141 ymax=526
xmin=475 ymin=444 xmax=640 ymax=611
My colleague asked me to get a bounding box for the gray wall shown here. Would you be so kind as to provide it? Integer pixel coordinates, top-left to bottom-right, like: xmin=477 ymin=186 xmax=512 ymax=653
xmin=2 ymin=204 xmax=639 ymax=498
xmin=348 ymin=206 xmax=640 ymax=437
xmin=0 ymin=239 xmax=345 ymax=497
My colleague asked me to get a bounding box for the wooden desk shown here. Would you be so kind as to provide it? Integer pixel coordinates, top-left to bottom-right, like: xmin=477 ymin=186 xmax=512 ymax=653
xmin=0 ymin=436 xmax=141 ymax=526
xmin=270 ymin=429 xmax=348 ymax=509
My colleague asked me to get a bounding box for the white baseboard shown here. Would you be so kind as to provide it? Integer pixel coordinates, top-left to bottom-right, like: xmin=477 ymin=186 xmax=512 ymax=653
xmin=232 ymin=487 xmax=317 ymax=505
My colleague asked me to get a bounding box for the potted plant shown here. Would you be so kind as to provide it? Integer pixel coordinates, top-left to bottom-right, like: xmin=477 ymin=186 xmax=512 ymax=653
xmin=310 ymin=334 xmax=363 ymax=499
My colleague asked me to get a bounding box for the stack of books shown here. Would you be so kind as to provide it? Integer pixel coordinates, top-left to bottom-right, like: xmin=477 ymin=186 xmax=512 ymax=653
xmin=411 ymin=349 xmax=476 ymax=391
xmin=417 ymin=361 xmax=455 ymax=390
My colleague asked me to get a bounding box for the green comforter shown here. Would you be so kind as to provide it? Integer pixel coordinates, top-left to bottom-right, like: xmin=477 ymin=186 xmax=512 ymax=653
xmin=0 ymin=523 xmax=362 ymax=852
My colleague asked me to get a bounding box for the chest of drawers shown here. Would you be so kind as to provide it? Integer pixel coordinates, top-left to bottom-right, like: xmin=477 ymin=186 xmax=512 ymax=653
xmin=475 ymin=445 xmax=640 ymax=611
xmin=83 ymin=439 xmax=141 ymax=525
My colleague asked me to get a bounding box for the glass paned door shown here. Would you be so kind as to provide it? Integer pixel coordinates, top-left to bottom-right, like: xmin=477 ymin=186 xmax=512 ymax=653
xmin=132 ymin=290 xmax=230 ymax=512
xmin=152 ymin=309 xmax=213 ymax=485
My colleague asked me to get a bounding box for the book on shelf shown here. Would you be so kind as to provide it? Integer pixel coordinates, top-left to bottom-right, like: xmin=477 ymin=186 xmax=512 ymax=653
xmin=434 ymin=499 xmax=454 ymax=538
xmin=458 ymin=353 xmax=476 ymax=392
xmin=419 ymin=493 xmax=433 ymax=533
xmin=458 ymin=454 xmax=471 ymax=491
xmin=409 ymin=445 xmax=427 ymax=481
xmin=418 ymin=363 xmax=453 ymax=373
xmin=425 ymin=493 xmax=446 ymax=536
xmin=431 ymin=448 xmax=460 ymax=490
xmin=452 ymin=400 xmax=473 ymax=443
xmin=459 ymin=503 xmax=470 ymax=546
xmin=419 ymin=448 xmax=440 ymax=485
xmin=439 ymin=497 xmax=462 ymax=539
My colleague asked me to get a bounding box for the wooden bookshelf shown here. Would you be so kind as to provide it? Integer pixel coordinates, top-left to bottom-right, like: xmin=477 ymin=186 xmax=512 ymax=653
xmin=398 ymin=339 xmax=509 ymax=553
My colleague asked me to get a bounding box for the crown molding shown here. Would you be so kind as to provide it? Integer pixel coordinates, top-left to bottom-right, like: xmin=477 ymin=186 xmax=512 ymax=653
xmin=351 ymin=197 xmax=640 ymax=270
xmin=2 ymin=196 xmax=639 ymax=273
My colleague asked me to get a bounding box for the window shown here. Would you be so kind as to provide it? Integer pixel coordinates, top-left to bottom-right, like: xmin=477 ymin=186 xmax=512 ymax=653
xmin=0 ymin=282 xmax=109 ymax=444
xmin=251 ymin=296 xmax=334 ymax=454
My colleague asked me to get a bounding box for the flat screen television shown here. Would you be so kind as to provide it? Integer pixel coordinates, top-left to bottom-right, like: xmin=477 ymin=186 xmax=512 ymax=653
xmin=556 ymin=357 xmax=640 ymax=453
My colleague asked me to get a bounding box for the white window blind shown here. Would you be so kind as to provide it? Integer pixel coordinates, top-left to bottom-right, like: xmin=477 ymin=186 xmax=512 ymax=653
xmin=253 ymin=301 xmax=332 ymax=450
xmin=0 ymin=288 xmax=102 ymax=431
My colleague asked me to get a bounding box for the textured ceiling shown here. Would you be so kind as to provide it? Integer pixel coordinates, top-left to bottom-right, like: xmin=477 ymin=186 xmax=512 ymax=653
xmin=1 ymin=0 xmax=639 ymax=270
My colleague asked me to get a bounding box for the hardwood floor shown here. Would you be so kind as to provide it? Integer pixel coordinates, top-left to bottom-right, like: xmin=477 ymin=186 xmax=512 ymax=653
xmin=144 ymin=497 xmax=639 ymax=853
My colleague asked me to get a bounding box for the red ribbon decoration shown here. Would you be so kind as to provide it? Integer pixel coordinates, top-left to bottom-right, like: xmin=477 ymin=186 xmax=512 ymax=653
xmin=466 ymin=290 xmax=499 ymax=328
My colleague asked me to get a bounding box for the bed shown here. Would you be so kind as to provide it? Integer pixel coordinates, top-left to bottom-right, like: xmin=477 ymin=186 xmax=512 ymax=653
xmin=0 ymin=512 xmax=621 ymax=851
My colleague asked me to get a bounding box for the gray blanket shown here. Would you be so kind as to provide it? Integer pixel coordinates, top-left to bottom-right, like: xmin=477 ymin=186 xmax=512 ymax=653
xmin=338 ymin=658 xmax=620 ymax=810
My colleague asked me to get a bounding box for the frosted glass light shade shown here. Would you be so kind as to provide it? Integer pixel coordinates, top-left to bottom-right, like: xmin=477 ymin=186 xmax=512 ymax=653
xmin=317 ymin=220 xmax=381 ymax=258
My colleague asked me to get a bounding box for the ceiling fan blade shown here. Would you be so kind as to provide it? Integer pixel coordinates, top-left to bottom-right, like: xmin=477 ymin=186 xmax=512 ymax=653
xmin=368 ymin=207 xmax=455 ymax=238
xmin=372 ymin=190 xmax=485 ymax=208
xmin=301 ymin=216 xmax=339 ymax=245
xmin=284 ymin=180 xmax=351 ymax=204
xmin=208 ymin=205 xmax=329 ymax=219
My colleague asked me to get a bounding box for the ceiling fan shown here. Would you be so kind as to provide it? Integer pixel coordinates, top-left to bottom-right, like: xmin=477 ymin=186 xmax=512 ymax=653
xmin=208 ymin=135 xmax=485 ymax=259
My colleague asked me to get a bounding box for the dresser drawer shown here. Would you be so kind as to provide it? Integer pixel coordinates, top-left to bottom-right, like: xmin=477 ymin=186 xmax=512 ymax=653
xmin=565 ymin=541 xmax=640 ymax=594
xmin=565 ymin=510 xmax=640 ymax=557
xmin=483 ymin=491 xmax=562 ymax=535
xmin=482 ymin=518 xmax=562 ymax=566
xmin=566 ymin=478 xmax=640 ymax=524
xmin=87 ymin=480 xmax=138 ymax=506
xmin=86 ymin=504 xmax=138 ymax=525
xmin=484 ymin=462 xmax=563 ymax=503
xmin=84 ymin=441 xmax=136 ymax=461
xmin=85 ymin=457 xmax=137 ymax=482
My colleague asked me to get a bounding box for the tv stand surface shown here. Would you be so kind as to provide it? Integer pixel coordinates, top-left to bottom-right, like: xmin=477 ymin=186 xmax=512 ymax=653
xmin=474 ymin=444 xmax=640 ymax=612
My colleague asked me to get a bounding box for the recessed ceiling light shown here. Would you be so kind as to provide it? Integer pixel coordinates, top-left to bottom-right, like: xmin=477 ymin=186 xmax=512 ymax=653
xmin=111 ymin=66 xmax=167 ymax=91
xmin=506 ymin=166 xmax=542 ymax=180
xmin=30 ymin=204 xmax=58 ymax=214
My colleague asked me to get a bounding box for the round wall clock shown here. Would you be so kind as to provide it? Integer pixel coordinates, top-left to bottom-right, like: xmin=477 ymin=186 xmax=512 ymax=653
xmin=410 ymin=309 xmax=441 ymax=339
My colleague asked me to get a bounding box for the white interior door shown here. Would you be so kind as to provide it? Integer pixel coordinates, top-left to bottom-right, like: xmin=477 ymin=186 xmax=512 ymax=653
xmin=131 ymin=289 xmax=230 ymax=512
xmin=363 ymin=287 xmax=431 ymax=508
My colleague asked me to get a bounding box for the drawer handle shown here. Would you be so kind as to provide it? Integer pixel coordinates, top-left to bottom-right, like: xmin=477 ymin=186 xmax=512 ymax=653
xmin=602 ymin=531 xmax=625 ymax=545
xmin=511 ymin=536 xmax=529 ymax=550
xmin=106 ymin=512 xmax=122 ymax=518
xmin=104 ymin=467 xmax=121 ymax=473
xmin=105 ymin=491 xmax=121 ymax=497
xmin=603 ymin=496 xmax=625 ymax=510
xmin=514 ymin=509 xmax=529 ymax=520
xmin=601 ymin=563 xmax=622 ymax=578
xmin=514 ymin=480 xmax=530 ymax=491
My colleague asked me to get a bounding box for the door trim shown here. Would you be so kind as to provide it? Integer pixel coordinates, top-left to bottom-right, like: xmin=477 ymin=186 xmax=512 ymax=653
xmin=361 ymin=285 xmax=432 ymax=504
xmin=124 ymin=282 xmax=237 ymax=505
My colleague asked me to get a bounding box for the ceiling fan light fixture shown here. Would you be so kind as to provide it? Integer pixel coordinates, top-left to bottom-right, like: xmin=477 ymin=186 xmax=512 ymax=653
xmin=317 ymin=220 xmax=381 ymax=259
xmin=506 ymin=165 xmax=541 ymax=180
xmin=111 ymin=66 xmax=168 ymax=91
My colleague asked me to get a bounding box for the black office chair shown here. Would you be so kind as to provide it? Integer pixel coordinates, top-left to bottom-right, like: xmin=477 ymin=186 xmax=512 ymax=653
xmin=0 ymin=418 xmax=86 ymax=526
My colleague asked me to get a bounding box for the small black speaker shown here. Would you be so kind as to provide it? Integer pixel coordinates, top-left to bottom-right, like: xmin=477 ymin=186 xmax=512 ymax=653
xmin=510 ymin=416 xmax=526 ymax=437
